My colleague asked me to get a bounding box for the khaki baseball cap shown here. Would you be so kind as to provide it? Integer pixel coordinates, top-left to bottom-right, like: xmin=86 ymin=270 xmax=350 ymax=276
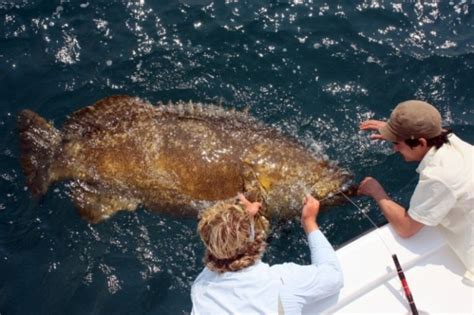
xmin=379 ymin=100 xmax=442 ymax=142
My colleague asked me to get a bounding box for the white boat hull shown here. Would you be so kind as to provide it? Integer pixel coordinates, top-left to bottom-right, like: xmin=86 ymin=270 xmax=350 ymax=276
xmin=305 ymin=225 xmax=474 ymax=314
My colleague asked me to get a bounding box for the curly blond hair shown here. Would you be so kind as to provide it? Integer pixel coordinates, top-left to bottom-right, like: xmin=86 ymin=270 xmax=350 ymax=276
xmin=198 ymin=202 xmax=270 ymax=273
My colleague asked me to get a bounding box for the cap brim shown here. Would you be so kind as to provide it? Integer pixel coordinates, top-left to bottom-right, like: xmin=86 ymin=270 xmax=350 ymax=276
xmin=379 ymin=123 xmax=398 ymax=142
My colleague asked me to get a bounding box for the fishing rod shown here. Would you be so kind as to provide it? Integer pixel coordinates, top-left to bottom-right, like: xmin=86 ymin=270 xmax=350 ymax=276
xmin=334 ymin=191 xmax=419 ymax=315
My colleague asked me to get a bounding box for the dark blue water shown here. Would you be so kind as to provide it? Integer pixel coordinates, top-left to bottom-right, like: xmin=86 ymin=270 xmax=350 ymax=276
xmin=1 ymin=1 xmax=473 ymax=314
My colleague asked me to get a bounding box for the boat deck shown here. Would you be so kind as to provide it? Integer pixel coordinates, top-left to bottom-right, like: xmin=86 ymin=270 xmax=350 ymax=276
xmin=305 ymin=225 xmax=474 ymax=314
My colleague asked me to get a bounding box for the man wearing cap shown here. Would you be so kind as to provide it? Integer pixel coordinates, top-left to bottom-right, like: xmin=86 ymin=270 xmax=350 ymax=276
xmin=358 ymin=100 xmax=473 ymax=279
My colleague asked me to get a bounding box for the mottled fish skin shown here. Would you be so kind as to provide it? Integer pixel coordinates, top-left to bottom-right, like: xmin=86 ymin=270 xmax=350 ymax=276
xmin=18 ymin=95 xmax=353 ymax=223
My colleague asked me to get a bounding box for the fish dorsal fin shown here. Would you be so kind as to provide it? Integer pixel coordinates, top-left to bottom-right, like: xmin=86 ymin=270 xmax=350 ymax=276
xmin=156 ymin=100 xmax=263 ymax=129
xmin=62 ymin=95 xmax=154 ymax=138
xmin=63 ymin=95 xmax=266 ymax=138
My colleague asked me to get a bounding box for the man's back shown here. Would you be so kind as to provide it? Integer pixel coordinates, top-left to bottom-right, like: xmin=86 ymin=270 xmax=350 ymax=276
xmin=191 ymin=261 xmax=280 ymax=315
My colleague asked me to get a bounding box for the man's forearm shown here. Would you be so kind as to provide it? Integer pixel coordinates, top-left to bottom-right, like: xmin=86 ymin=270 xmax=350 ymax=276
xmin=302 ymin=219 xmax=318 ymax=234
xmin=373 ymin=193 xmax=420 ymax=238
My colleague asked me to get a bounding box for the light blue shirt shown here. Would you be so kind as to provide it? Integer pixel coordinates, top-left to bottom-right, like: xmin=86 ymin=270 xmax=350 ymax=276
xmin=191 ymin=230 xmax=343 ymax=315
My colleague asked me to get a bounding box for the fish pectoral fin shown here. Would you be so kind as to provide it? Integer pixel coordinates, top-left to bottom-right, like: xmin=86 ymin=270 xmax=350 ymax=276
xmin=242 ymin=162 xmax=268 ymax=204
xmin=69 ymin=181 xmax=139 ymax=223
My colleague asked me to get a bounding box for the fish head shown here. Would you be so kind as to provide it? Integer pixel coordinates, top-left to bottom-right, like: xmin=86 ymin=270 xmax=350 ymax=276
xmin=309 ymin=168 xmax=357 ymax=206
xmin=318 ymin=180 xmax=358 ymax=207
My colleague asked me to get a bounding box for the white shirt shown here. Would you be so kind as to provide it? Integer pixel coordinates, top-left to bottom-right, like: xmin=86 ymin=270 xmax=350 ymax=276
xmin=191 ymin=230 xmax=343 ymax=315
xmin=408 ymin=134 xmax=474 ymax=274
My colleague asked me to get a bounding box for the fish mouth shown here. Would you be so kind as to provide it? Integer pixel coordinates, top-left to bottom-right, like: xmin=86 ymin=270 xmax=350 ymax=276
xmin=319 ymin=180 xmax=358 ymax=206
xmin=340 ymin=181 xmax=358 ymax=197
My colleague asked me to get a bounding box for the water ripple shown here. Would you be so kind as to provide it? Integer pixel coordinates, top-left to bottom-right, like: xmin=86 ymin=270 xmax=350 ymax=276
xmin=1 ymin=1 xmax=473 ymax=314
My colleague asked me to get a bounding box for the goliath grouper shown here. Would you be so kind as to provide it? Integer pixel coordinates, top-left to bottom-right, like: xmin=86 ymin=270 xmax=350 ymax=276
xmin=18 ymin=95 xmax=354 ymax=223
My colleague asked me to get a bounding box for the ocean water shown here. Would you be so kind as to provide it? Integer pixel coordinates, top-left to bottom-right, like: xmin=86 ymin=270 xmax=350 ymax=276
xmin=1 ymin=1 xmax=473 ymax=314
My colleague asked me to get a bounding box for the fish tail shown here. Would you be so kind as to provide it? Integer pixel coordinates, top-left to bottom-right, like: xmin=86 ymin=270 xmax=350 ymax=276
xmin=17 ymin=109 xmax=62 ymax=196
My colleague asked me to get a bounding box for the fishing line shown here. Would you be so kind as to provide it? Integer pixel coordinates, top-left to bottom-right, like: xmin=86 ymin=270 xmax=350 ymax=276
xmin=339 ymin=191 xmax=392 ymax=253
xmin=337 ymin=191 xmax=419 ymax=315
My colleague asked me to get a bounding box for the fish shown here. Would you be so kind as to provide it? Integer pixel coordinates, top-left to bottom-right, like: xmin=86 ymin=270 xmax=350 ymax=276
xmin=18 ymin=95 xmax=354 ymax=223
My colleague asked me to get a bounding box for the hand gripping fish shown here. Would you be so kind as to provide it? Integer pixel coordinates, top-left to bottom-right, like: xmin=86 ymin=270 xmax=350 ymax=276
xmin=18 ymin=95 xmax=354 ymax=223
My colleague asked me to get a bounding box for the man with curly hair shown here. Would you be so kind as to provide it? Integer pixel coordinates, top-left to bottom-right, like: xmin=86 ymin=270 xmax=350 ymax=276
xmin=190 ymin=193 xmax=343 ymax=314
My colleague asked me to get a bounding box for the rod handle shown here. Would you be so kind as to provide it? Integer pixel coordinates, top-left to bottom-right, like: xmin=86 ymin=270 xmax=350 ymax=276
xmin=392 ymin=254 xmax=418 ymax=315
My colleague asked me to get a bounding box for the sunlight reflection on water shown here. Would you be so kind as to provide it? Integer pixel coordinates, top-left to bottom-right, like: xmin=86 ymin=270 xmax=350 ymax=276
xmin=0 ymin=0 xmax=473 ymax=314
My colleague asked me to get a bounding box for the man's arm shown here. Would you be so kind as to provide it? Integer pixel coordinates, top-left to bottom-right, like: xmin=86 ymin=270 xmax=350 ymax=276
xmin=358 ymin=177 xmax=424 ymax=238
xmin=301 ymin=194 xmax=319 ymax=234
xmin=275 ymin=195 xmax=343 ymax=313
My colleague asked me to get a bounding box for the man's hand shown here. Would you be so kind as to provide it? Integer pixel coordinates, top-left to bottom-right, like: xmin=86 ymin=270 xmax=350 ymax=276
xmin=358 ymin=177 xmax=389 ymax=201
xmin=301 ymin=194 xmax=320 ymax=234
xmin=359 ymin=119 xmax=387 ymax=140
xmin=237 ymin=193 xmax=261 ymax=217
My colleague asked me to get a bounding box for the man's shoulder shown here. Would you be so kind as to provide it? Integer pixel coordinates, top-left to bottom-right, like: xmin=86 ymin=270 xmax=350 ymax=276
xmin=443 ymin=134 xmax=474 ymax=159
xmin=448 ymin=133 xmax=473 ymax=147
xmin=421 ymin=139 xmax=469 ymax=182
xmin=192 ymin=267 xmax=218 ymax=286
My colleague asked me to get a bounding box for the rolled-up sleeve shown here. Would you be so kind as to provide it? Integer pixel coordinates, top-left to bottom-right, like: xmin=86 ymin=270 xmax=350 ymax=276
xmin=409 ymin=178 xmax=456 ymax=226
